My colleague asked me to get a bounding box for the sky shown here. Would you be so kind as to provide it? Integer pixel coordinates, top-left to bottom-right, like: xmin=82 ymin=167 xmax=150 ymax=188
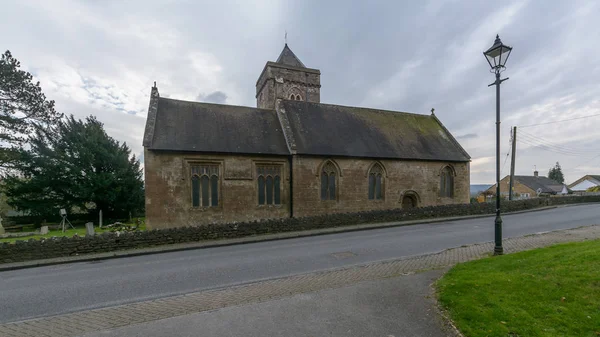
xmin=2 ymin=0 xmax=599 ymax=184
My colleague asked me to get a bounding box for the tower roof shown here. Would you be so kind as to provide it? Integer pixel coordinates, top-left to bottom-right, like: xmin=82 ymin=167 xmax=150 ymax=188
xmin=276 ymin=44 xmax=306 ymax=68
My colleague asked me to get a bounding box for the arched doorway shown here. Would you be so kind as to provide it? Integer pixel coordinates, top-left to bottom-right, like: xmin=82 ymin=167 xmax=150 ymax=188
xmin=399 ymin=190 xmax=420 ymax=209
xmin=402 ymin=195 xmax=417 ymax=209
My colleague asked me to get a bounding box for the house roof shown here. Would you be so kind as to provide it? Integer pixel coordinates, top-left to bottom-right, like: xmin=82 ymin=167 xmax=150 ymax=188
xmin=567 ymin=174 xmax=600 ymax=189
xmin=515 ymin=175 xmax=563 ymax=194
xmin=279 ymin=100 xmax=470 ymax=161
xmin=146 ymin=97 xmax=290 ymax=155
xmin=276 ymin=44 xmax=306 ymax=68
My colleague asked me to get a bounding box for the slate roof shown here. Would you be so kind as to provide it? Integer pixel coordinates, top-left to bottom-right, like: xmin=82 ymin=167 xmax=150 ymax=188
xmin=515 ymin=175 xmax=563 ymax=193
xmin=276 ymin=44 xmax=306 ymax=68
xmin=280 ymin=100 xmax=470 ymax=161
xmin=144 ymin=95 xmax=471 ymax=162
xmin=145 ymin=97 xmax=290 ymax=155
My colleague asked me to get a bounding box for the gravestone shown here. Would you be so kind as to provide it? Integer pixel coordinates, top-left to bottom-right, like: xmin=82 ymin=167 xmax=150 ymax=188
xmin=40 ymin=226 xmax=49 ymax=235
xmin=85 ymin=222 xmax=95 ymax=236
xmin=0 ymin=216 xmax=4 ymax=235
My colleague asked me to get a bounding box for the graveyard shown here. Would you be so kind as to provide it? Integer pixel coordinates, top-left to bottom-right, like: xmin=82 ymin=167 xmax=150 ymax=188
xmin=0 ymin=217 xmax=145 ymax=244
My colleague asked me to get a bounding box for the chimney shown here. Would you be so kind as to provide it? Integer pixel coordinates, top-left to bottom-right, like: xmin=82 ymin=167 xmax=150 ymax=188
xmin=534 ymin=170 xmax=539 ymax=177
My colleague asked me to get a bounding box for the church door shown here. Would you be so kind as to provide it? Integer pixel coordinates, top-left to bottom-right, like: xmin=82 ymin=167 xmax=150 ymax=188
xmin=402 ymin=195 xmax=417 ymax=209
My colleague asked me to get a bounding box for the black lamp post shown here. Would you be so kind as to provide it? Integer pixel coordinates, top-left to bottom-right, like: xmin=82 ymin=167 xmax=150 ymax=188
xmin=484 ymin=34 xmax=512 ymax=256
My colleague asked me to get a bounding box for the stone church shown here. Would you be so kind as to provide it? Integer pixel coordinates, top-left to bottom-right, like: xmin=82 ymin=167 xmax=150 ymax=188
xmin=143 ymin=44 xmax=471 ymax=229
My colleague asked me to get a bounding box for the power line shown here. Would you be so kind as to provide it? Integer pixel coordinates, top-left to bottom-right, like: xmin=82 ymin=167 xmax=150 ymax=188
xmin=565 ymin=154 xmax=600 ymax=173
xmin=517 ymin=133 xmax=597 ymax=156
xmin=518 ymin=113 xmax=600 ymax=128
xmin=501 ymin=148 xmax=510 ymax=175
xmin=517 ymin=137 xmax=596 ymax=157
xmin=500 ymin=130 xmax=512 ymax=176
xmin=517 ymin=130 xmax=598 ymax=154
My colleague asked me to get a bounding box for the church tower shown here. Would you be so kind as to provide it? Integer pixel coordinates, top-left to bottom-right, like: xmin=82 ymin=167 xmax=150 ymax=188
xmin=256 ymin=44 xmax=321 ymax=109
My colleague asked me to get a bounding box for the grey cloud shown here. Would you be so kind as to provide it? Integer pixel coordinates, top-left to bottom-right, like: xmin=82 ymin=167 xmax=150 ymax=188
xmin=197 ymin=91 xmax=228 ymax=104
xmin=456 ymin=133 xmax=478 ymax=140
xmin=3 ymin=0 xmax=599 ymax=185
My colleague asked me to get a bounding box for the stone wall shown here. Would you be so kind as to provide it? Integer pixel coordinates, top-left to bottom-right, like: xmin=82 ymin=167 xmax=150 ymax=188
xmin=292 ymin=156 xmax=470 ymax=217
xmin=145 ymin=150 xmax=470 ymax=228
xmin=256 ymin=62 xmax=321 ymax=109
xmin=144 ymin=150 xmax=291 ymax=229
xmin=3 ymin=196 xmax=598 ymax=264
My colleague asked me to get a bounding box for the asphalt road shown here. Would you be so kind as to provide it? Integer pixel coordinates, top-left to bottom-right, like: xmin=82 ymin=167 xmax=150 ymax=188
xmin=1 ymin=204 xmax=599 ymax=323
xmin=82 ymin=270 xmax=449 ymax=337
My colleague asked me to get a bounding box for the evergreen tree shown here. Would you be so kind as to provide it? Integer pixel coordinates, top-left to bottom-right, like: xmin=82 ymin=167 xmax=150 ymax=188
xmin=0 ymin=50 xmax=62 ymax=170
xmin=3 ymin=115 xmax=144 ymax=221
xmin=548 ymin=162 xmax=565 ymax=184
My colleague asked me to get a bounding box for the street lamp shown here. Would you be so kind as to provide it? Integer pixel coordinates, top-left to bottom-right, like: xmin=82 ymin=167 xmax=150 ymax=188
xmin=484 ymin=34 xmax=512 ymax=256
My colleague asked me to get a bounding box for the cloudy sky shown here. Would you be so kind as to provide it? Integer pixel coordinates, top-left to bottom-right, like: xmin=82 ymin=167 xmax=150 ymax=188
xmin=2 ymin=0 xmax=599 ymax=184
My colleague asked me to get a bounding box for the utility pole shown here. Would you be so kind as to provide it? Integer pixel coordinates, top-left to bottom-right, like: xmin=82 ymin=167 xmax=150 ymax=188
xmin=508 ymin=126 xmax=517 ymax=200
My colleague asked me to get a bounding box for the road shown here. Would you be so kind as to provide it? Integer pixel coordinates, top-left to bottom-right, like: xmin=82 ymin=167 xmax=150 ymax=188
xmin=0 ymin=204 xmax=599 ymax=324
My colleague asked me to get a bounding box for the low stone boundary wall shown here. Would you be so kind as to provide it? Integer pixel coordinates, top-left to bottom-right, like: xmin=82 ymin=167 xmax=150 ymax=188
xmin=2 ymin=196 xmax=599 ymax=264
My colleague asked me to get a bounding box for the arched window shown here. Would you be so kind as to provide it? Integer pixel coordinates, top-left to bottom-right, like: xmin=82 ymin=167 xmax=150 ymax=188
xmin=368 ymin=163 xmax=384 ymax=200
xmin=440 ymin=166 xmax=454 ymax=198
xmin=191 ymin=165 xmax=219 ymax=207
xmin=320 ymin=161 xmax=337 ymax=200
xmin=257 ymin=165 xmax=282 ymax=205
xmin=288 ymin=90 xmax=302 ymax=101
xmin=192 ymin=175 xmax=200 ymax=207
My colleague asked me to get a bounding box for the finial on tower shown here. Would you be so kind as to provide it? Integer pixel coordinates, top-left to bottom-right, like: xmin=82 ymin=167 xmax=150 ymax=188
xmin=431 ymin=108 xmax=435 ymax=115
xmin=153 ymin=81 xmax=156 ymax=88
xmin=285 ymin=31 xmax=288 ymax=45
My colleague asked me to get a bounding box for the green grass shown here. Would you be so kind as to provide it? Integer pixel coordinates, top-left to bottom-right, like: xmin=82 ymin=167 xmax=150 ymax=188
xmin=437 ymin=240 xmax=600 ymax=337
xmin=0 ymin=218 xmax=146 ymax=244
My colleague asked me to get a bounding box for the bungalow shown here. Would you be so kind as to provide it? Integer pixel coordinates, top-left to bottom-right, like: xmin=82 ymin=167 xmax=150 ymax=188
xmin=482 ymin=170 xmax=568 ymax=200
xmin=568 ymin=175 xmax=600 ymax=191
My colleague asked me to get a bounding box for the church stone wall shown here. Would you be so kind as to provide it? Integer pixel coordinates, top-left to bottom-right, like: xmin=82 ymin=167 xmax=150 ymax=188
xmin=145 ymin=151 xmax=470 ymax=229
xmin=144 ymin=150 xmax=290 ymax=229
xmin=256 ymin=63 xmax=320 ymax=109
xmin=291 ymin=156 xmax=470 ymax=218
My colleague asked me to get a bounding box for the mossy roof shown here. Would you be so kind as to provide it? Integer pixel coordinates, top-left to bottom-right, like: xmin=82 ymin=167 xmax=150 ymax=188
xmin=281 ymin=100 xmax=470 ymax=162
xmin=146 ymin=97 xmax=470 ymax=162
xmin=148 ymin=97 xmax=290 ymax=155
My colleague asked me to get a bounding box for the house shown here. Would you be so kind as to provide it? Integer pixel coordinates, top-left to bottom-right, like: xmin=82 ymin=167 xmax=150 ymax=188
xmin=142 ymin=44 xmax=471 ymax=229
xmin=568 ymin=175 xmax=600 ymax=191
xmin=482 ymin=170 xmax=568 ymax=200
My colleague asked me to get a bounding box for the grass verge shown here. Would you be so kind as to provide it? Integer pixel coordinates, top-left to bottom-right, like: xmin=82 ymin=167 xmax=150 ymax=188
xmin=437 ymin=239 xmax=600 ymax=337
